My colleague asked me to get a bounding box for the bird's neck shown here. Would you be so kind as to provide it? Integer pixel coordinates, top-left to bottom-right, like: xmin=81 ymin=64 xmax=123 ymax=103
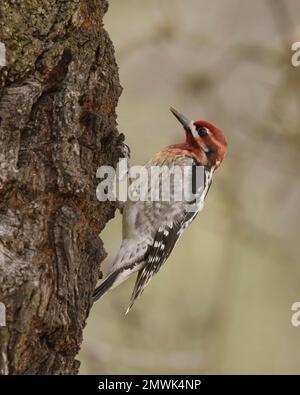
xmin=165 ymin=142 xmax=209 ymax=167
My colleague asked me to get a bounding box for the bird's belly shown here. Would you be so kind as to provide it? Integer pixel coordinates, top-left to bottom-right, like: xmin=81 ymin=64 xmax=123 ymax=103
xmin=111 ymin=262 xmax=144 ymax=289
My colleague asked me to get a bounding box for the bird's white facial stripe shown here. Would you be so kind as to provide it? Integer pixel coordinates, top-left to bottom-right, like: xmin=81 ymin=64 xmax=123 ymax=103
xmin=189 ymin=121 xmax=198 ymax=138
xmin=193 ymin=123 xmax=210 ymax=153
xmin=189 ymin=123 xmax=210 ymax=152
xmin=201 ymin=144 xmax=210 ymax=153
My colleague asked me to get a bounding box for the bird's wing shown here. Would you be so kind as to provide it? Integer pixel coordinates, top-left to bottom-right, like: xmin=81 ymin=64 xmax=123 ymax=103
xmin=126 ymin=166 xmax=213 ymax=314
xmin=125 ymin=211 xmax=195 ymax=313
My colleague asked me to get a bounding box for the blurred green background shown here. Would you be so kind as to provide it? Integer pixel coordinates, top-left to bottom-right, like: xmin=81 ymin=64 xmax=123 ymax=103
xmin=79 ymin=0 xmax=300 ymax=374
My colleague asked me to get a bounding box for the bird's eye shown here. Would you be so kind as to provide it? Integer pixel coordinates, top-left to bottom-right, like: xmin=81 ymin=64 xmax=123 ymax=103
xmin=196 ymin=125 xmax=209 ymax=137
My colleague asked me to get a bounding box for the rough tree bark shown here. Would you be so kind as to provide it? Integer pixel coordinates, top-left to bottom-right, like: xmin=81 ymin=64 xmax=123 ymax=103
xmin=0 ymin=0 xmax=124 ymax=374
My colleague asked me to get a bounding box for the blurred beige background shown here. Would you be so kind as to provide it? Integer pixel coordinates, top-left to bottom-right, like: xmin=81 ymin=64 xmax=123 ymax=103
xmin=79 ymin=0 xmax=300 ymax=374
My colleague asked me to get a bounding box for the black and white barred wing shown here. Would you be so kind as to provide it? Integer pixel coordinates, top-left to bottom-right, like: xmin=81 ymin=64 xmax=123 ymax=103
xmin=126 ymin=166 xmax=213 ymax=313
xmin=125 ymin=211 xmax=193 ymax=313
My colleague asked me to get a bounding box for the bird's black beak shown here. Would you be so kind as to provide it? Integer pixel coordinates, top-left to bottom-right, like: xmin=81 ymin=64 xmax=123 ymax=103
xmin=170 ymin=107 xmax=192 ymax=132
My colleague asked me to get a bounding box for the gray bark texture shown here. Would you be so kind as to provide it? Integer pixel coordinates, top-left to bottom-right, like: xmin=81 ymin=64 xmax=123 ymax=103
xmin=0 ymin=0 xmax=124 ymax=374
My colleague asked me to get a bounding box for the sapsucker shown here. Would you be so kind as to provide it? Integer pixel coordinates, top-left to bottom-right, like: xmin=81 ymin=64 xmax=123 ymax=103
xmin=93 ymin=108 xmax=228 ymax=313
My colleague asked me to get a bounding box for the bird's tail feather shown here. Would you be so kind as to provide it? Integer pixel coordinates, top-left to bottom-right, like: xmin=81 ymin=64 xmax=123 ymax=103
xmin=125 ymin=267 xmax=150 ymax=315
xmin=92 ymin=271 xmax=120 ymax=302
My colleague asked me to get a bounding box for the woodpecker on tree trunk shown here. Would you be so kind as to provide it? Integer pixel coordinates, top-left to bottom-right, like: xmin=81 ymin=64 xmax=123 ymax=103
xmin=93 ymin=107 xmax=228 ymax=314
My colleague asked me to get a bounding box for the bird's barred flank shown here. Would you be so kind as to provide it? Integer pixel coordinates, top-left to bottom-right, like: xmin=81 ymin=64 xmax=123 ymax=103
xmin=93 ymin=107 xmax=227 ymax=313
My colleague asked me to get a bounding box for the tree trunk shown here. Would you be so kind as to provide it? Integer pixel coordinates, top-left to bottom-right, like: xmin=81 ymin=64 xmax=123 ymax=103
xmin=0 ymin=0 xmax=123 ymax=374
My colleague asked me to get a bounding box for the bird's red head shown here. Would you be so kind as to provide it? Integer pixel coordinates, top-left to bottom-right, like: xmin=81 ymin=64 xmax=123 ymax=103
xmin=170 ymin=107 xmax=228 ymax=168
